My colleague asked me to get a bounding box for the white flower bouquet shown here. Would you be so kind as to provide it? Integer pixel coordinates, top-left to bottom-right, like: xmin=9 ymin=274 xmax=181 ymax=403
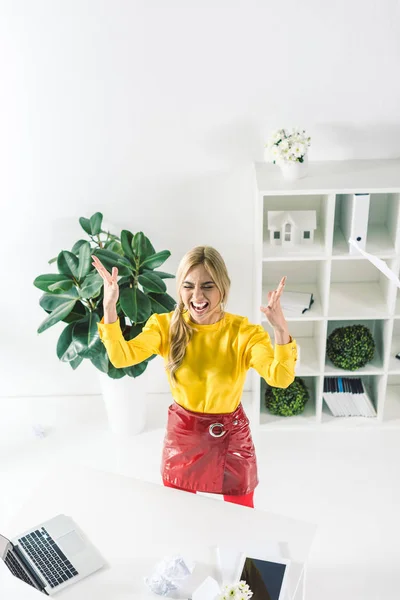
xmin=215 ymin=580 xmax=253 ymax=600
xmin=264 ymin=128 xmax=311 ymax=166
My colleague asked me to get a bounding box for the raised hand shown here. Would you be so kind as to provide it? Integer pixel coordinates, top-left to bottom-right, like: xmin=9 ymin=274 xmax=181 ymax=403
xmin=260 ymin=276 xmax=287 ymax=329
xmin=91 ymin=255 xmax=119 ymax=307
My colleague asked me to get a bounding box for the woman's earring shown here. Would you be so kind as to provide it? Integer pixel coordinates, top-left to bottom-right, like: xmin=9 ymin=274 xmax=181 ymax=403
xmin=220 ymin=302 xmax=225 ymax=311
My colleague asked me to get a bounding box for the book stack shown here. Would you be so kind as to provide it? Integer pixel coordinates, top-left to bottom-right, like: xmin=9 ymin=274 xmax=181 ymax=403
xmin=323 ymin=377 xmax=377 ymax=417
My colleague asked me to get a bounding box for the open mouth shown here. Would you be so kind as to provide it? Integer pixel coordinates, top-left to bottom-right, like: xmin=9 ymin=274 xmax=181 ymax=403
xmin=191 ymin=301 xmax=209 ymax=314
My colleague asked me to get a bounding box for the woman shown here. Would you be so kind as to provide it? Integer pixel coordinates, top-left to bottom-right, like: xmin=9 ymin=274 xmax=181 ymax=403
xmin=93 ymin=246 xmax=297 ymax=508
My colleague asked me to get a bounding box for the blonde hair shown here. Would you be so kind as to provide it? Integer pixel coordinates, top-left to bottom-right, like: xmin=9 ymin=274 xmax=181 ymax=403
xmin=165 ymin=246 xmax=231 ymax=386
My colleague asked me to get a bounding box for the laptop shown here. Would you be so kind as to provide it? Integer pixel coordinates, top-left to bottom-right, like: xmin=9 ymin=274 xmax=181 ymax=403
xmin=0 ymin=514 xmax=105 ymax=595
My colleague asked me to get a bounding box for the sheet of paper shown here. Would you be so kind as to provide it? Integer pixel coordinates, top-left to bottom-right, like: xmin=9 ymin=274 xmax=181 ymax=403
xmin=192 ymin=576 xmax=221 ymax=600
xmin=348 ymin=238 xmax=400 ymax=288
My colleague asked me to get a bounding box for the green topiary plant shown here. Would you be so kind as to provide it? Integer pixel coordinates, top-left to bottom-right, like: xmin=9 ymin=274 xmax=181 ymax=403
xmin=326 ymin=324 xmax=375 ymax=370
xmin=264 ymin=377 xmax=309 ymax=416
xmin=33 ymin=212 xmax=176 ymax=379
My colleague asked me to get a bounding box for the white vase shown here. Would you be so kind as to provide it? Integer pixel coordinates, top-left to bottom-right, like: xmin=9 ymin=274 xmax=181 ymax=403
xmin=280 ymin=155 xmax=308 ymax=181
xmin=98 ymin=370 xmax=148 ymax=435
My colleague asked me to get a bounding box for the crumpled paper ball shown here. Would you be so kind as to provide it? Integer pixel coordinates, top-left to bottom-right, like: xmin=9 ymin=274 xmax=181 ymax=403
xmin=144 ymin=555 xmax=194 ymax=596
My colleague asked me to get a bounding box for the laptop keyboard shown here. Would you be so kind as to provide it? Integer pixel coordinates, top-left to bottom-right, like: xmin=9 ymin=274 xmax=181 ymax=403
xmin=5 ymin=550 xmax=36 ymax=587
xmin=18 ymin=527 xmax=79 ymax=589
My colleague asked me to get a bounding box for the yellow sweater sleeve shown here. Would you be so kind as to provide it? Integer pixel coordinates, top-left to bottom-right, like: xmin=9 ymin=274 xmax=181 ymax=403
xmin=246 ymin=324 xmax=297 ymax=388
xmin=97 ymin=313 xmax=164 ymax=369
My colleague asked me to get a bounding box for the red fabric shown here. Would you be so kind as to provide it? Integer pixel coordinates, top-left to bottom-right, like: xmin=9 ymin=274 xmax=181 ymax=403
xmin=163 ymin=479 xmax=254 ymax=508
xmin=161 ymin=402 xmax=258 ymax=495
xmin=223 ymin=492 xmax=254 ymax=508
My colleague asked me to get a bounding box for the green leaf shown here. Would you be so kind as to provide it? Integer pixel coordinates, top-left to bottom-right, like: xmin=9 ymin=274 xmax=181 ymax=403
xmin=148 ymin=292 xmax=176 ymax=313
xmin=121 ymin=230 xmax=136 ymax=261
xmin=94 ymin=248 xmax=133 ymax=277
xmin=77 ymin=241 xmax=92 ymax=280
xmin=140 ymin=250 xmax=171 ymax=271
xmin=120 ymin=286 xmax=152 ymax=323
xmin=79 ymin=272 xmax=103 ymax=299
xmin=126 ymin=323 xmax=145 ymax=340
xmin=133 ymin=232 xmax=148 ymax=263
xmin=57 ymin=323 xmax=80 ymax=362
xmin=138 ymin=272 xmax=166 ymax=294
xmin=69 ymin=355 xmax=84 ymax=370
xmin=107 ymin=364 xmax=126 ymax=379
xmin=117 ymin=275 xmax=133 ymax=288
xmin=39 ymin=288 xmax=79 ymax=311
xmin=90 ymin=349 xmax=110 ymax=374
xmin=105 ymin=240 xmax=124 ymax=254
xmin=146 ymin=270 xmax=175 ymax=279
xmin=61 ymin=302 xmax=87 ymax=323
xmin=48 ymin=279 xmax=75 ymax=293
xmin=79 ymin=217 xmax=92 ymax=236
xmin=72 ymin=313 xmax=103 ymax=358
xmin=123 ymin=361 xmax=148 ymax=378
xmin=90 ymin=212 xmax=103 ymax=236
xmin=142 ymin=235 xmax=156 ymax=257
xmin=33 ymin=274 xmax=74 ymax=293
xmin=57 ymin=251 xmax=80 ymax=279
xmin=71 ymin=239 xmax=89 ymax=255
xmin=37 ymin=300 xmax=78 ymax=333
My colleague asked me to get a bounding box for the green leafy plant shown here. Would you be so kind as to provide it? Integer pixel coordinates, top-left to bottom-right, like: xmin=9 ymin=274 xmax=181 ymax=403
xmin=326 ymin=324 xmax=375 ymax=370
xmin=264 ymin=377 xmax=309 ymax=416
xmin=34 ymin=212 xmax=176 ymax=379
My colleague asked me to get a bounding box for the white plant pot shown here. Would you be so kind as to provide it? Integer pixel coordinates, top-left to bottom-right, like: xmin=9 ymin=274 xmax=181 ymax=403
xmin=98 ymin=370 xmax=148 ymax=435
xmin=279 ymin=155 xmax=308 ymax=181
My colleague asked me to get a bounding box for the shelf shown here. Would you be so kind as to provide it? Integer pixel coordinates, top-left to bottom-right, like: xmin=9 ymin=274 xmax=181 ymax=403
xmin=388 ymin=327 xmax=400 ymax=373
xmin=324 ymin=358 xmax=384 ymax=376
xmin=262 ymin=283 xmax=324 ymax=321
xmin=254 ymin=159 xmax=400 ymax=195
xmin=259 ymin=394 xmax=317 ymax=429
xmin=328 ymin=282 xmax=389 ymax=319
xmin=263 ymin=320 xmax=324 ymax=375
xmin=262 ymin=229 xmax=326 ymax=260
xmin=321 ymin=374 xmax=380 ymax=425
xmin=262 ymin=243 xmax=327 ymax=261
xmin=325 ymin=319 xmax=387 ymax=374
xmin=328 ymin=255 xmax=395 ymax=318
xmin=254 ymin=159 xmax=400 ymax=430
xmin=332 ymin=192 xmax=399 ymax=258
xmin=262 ymin=260 xmax=327 ymax=320
xmin=293 ymin=337 xmax=321 ymax=376
xmin=394 ymin=283 xmax=400 ymax=317
xmin=383 ymin=382 xmax=400 ymax=424
xmin=259 ymin=376 xmax=318 ymax=429
xmin=332 ymin=225 xmax=398 ymax=259
xmin=262 ymin=193 xmax=331 ymax=259
xmin=320 ymin=404 xmax=379 ymax=428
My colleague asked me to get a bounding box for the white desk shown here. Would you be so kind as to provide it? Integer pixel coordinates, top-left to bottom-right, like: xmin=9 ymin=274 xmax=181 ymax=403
xmin=0 ymin=465 xmax=317 ymax=599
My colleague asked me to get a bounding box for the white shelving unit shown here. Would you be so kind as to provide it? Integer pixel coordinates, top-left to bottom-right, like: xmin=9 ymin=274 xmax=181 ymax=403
xmin=252 ymin=158 xmax=400 ymax=429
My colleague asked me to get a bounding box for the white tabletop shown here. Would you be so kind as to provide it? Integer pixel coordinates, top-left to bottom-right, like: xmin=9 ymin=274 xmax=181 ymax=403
xmin=0 ymin=464 xmax=317 ymax=599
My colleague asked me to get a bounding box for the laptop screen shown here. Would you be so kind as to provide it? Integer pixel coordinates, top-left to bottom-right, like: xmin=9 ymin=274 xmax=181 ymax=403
xmin=239 ymin=556 xmax=289 ymax=600
xmin=0 ymin=534 xmax=44 ymax=593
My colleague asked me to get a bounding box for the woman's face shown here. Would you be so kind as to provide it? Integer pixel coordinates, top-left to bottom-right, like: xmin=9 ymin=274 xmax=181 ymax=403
xmin=180 ymin=264 xmax=223 ymax=325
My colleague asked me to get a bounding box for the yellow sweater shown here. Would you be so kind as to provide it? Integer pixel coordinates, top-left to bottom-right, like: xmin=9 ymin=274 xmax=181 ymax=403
xmin=97 ymin=311 xmax=297 ymax=414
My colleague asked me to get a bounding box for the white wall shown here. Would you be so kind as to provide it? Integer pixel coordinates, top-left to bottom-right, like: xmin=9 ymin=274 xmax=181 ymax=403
xmin=1 ymin=0 xmax=400 ymax=398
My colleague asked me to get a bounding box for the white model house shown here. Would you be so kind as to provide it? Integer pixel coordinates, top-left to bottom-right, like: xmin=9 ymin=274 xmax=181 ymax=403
xmin=267 ymin=210 xmax=317 ymax=246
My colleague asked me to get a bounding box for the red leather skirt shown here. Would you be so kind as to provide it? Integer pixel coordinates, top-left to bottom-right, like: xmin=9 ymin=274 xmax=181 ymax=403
xmin=161 ymin=402 xmax=258 ymax=495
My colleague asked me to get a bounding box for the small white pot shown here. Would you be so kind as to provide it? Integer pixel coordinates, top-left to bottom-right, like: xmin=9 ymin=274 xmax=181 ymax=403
xmin=98 ymin=370 xmax=148 ymax=435
xmin=279 ymin=155 xmax=308 ymax=181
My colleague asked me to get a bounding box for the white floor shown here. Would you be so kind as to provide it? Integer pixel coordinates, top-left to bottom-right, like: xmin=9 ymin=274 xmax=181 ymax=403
xmin=0 ymin=395 xmax=399 ymax=600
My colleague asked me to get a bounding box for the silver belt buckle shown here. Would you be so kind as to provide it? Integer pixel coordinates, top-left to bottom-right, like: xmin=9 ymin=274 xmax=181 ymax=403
xmin=209 ymin=422 xmax=225 ymax=438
